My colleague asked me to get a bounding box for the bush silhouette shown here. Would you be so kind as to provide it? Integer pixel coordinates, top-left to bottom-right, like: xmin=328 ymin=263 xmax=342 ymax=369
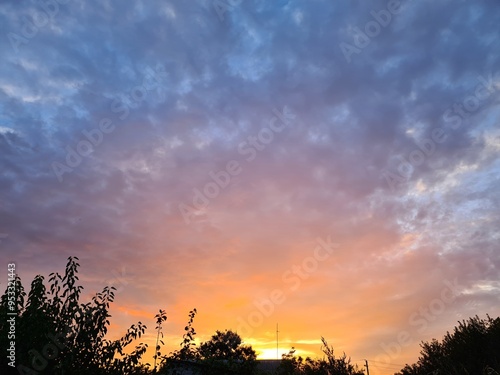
xmin=277 ymin=338 xmax=364 ymax=375
xmin=395 ymin=315 xmax=500 ymax=375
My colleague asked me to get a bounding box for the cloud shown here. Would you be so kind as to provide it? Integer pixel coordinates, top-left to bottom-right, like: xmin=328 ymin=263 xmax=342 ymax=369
xmin=1 ymin=0 xmax=499 ymax=372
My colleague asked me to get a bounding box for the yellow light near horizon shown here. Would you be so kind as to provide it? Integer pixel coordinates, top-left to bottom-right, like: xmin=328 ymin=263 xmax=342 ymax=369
xmin=257 ymin=348 xmax=286 ymax=360
xmin=257 ymin=347 xmax=316 ymax=360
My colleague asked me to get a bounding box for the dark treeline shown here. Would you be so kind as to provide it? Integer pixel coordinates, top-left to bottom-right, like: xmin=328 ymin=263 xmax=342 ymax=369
xmin=0 ymin=257 xmax=498 ymax=375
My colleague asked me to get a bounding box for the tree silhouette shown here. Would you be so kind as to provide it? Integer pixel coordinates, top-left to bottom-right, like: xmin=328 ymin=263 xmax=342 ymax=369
xmin=0 ymin=257 xmax=149 ymax=374
xmin=197 ymin=329 xmax=256 ymax=375
xmin=153 ymin=309 xmax=167 ymax=372
xmin=171 ymin=308 xmax=199 ymax=361
xmin=395 ymin=315 xmax=500 ymax=375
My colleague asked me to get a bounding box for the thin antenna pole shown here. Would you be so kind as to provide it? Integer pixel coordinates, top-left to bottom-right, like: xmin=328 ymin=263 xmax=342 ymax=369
xmin=276 ymin=323 xmax=279 ymax=360
xmin=364 ymin=359 xmax=370 ymax=375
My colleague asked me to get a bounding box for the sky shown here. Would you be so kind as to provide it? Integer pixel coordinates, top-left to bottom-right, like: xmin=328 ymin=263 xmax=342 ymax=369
xmin=1 ymin=0 xmax=500 ymax=374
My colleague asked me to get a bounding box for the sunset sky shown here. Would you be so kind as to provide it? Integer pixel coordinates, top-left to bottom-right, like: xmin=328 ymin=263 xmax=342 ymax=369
xmin=1 ymin=1 xmax=500 ymax=374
